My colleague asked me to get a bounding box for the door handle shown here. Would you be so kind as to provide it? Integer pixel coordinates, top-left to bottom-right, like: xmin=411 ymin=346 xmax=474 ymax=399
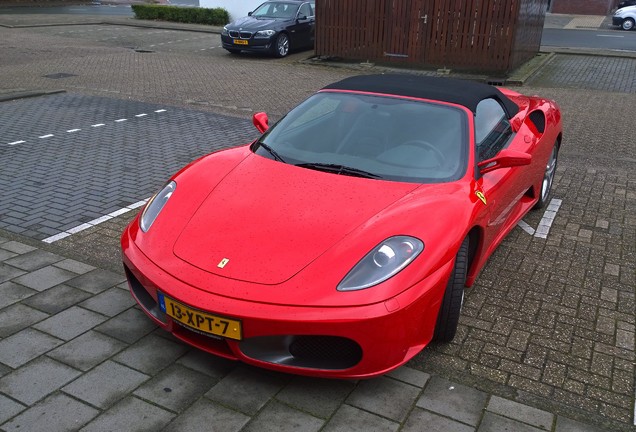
xmin=420 ymin=14 xmax=427 ymax=24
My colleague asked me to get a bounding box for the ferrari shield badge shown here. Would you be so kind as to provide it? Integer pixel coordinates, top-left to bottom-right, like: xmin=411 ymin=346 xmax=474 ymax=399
xmin=475 ymin=191 xmax=487 ymax=205
xmin=217 ymin=258 xmax=230 ymax=268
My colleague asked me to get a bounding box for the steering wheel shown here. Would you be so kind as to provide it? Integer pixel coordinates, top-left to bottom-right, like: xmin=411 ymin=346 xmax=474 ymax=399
xmin=401 ymin=140 xmax=446 ymax=167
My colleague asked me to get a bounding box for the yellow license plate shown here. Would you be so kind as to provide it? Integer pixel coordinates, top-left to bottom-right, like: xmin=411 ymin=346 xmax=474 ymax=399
xmin=158 ymin=293 xmax=242 ymax=340
xmin=233 ymin=39 xmax=248 ymax=45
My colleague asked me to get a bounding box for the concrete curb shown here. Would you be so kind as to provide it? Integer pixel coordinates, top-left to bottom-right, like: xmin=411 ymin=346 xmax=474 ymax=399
xmin=0 ymin=89 xmax=66 ymax=102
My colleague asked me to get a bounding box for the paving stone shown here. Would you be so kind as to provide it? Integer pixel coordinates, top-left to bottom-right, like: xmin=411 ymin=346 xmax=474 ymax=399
xmin=416 ymin=376 xmax=488 ymax=427
xmin=0 ymin=303 xmax=49 ymax=338
xmin=79 ymin=396 xmax=174 ymax=432
xmin=62 ymin=361 xmax=149 ymax=409
xmin=0 ymin=249 xmax=18 ymax=261
xmin=94 ymin=307 xmax=157 ymax=343
xmin=322 ymin=404 xmax=399 ymax=432
xmin=276 ymin=375 xmax=356 ymax=419
xmin=4 ymin=250 xmax=64 ymax=272
xmin=79 ymin=286 xmax=135 ymax=317
xmin=133 ymin=364 xmax=212 ymax=412
xmin=0 ymin=328 xmax=63 ymax=368
xmin=0 ymin=280 xmax=36 ymax=309
xmin=22 ymin=284 xmax=93 ymax=314
xmin=163 ymin=398 xmax=250 ymax=432
xmin=386 ymin=366 xmax=431 ymax=388
xmin=114 ymin=333 xmax=188 ymax=374
xmin=486 ymin=396 xmax=554 ymax=430
xmin=176 ymin=348 xmax=236 ymax=379
xmin=0 ymin=393 xmax=98 ymax=432
xmin=0 ymin=357 xmax=81 ymax=405
xmin=66 ymin=269 xmax=126 ymax=294
xmin=12 ymin=265 xmax=77 ymax=291
xmin=48 ymin=331 xmax=127 ymax=371
xmin=244 ymin=399 xmax=324 ymax=432
xmin=53 ymin=258 xmax=96 ymax=274
xmin=347 ymin=376 xmax=421 ymax=422
xmin=33 ymin=306 xmax=107 ymax=340
xmin=478 ymin=412 xmax=545 ymax=432
xmin=554 ymin=416 xmax=609 ymax=432
xmin=205 ymin=366 xmax=288 ymax=415
xmin=0 ymin=241 xmax=36 ymax=254
xmin=0 ymin=394 xmax=25 ymax=425
xmin=0 ymin=263 xmax=26 ymax=284
xmin=402 ymin=407 xmax=473 ymax=432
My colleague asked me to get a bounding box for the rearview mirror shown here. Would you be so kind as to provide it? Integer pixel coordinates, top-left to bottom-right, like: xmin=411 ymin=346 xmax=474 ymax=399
xmin=253 ymin=112 xmax=269 ymax=133
xmin=478 ymin=149 xmax=531 ymax=174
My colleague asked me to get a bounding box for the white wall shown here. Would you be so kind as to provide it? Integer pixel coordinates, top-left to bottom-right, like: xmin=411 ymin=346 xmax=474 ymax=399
xmin=200 ymin=0 xmax=265 ymax=21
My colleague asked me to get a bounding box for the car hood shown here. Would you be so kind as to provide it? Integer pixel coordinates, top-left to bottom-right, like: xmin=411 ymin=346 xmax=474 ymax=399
xmin=226 ymin=16 xmax=288 ymax=31
xmin=173 ymin=154 xmax=419 ymax=285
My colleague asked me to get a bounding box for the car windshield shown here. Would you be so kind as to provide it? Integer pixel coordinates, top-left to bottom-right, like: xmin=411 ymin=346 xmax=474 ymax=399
xmin=252 ymin=2 xmax=299 ymax=19
xmin=254 ymin=92 xmax=468 ymax=183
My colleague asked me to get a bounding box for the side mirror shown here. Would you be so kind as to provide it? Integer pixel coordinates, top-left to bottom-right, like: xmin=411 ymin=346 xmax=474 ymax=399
xmin=253 ymin=112 xmax=269 ymax=133
xmin=248 ymin=11 xmax=253 ymax=16
xmin=297 ymin=14 xmax=308 ymax=21
xmin=477 ymin=149 xmax=531 ymax=174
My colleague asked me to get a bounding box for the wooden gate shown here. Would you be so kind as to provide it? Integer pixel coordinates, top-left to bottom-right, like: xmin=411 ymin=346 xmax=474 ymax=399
xmin=315 ymin=0 xmax=548 ymax=73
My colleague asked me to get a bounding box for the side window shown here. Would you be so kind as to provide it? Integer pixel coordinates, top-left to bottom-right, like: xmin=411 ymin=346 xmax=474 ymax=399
xmin=299 ymin=3 xmax=313 ymax=18
xmin=474 ymin=98 xmax=512 ymax=162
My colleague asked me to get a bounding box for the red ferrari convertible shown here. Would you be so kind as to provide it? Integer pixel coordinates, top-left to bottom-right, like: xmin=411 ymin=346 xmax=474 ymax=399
xmin=122 ymin=74 xmax=562 ymax=378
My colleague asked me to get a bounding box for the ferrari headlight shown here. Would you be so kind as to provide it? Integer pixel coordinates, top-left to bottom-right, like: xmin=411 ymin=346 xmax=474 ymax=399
xmin=140 ymin=181 xmax=176 ymax=232
xmin=337 ymin=236 xmax=424 ymax=291
xmin=254 ymin=29 xmax=276 ymax=38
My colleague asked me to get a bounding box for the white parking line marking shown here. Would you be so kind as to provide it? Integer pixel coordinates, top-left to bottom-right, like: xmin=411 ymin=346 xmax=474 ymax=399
xmin=91 ymin=123 xmax=105 ymax=128
xmin=135 ymin=113 xmax=148 ymax=117
xmin=42 ymin=198 xmax=150 ymax=244
xmin=597 ymin=34 xmax=624 ymax=38
xmin=517 ymin=220 xmax=535 ymax=236
xmin=115 ymin=118 xmax=127 ymax=122
xmin=534 ymin=198 xmax=562 ymax=239
xmin=8 ymin=140 xmax=26 ymax=145
xmin=155 ymin=109 xmax=167 ymax=113
xmin=67 ymin=129 xmax=81 ymax=133
xmin=39 ymin=134 xmax=54 ymax=139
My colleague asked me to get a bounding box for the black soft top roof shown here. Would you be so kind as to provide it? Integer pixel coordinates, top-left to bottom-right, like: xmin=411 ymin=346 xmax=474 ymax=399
xmin=322 ymin=74 xmax=519 ymax=118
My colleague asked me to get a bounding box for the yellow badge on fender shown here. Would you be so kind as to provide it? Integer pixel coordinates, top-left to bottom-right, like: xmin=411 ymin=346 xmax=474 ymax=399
xmin=217 ymin=258 xmax=230 ymax=268
xmin=475 ymin=191 xmax=487 ymax=205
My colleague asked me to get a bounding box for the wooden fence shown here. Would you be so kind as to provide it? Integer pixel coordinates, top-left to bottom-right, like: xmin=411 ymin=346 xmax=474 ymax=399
xmin=315 ymin=0 xmax=549 ymax=73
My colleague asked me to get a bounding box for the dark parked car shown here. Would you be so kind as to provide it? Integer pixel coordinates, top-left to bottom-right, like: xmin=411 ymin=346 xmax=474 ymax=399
xmin=221 ymin=0 xmax=315 ymax=58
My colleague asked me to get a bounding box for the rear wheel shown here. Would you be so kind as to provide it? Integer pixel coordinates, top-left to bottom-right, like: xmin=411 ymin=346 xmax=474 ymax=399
xmin=533 ymin=141 xmax=559 ymax=210
xmin=433 ymin=237 xmax=469 ymax=342
xmin=622 ymin=18 xmax=635 ymax=31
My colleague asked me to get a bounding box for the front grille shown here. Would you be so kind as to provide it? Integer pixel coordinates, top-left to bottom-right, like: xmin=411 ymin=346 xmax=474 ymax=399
xmin=229 ymin=30 xmax=252 ymax=39
xmin=124 ymin=266 xmax=166 ymax=323
xmin=240 ymin=335 xmax=363 ymax=370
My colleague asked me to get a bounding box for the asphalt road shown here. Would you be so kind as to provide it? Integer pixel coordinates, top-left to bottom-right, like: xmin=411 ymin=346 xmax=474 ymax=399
xmin=0 ymin=5 xmax=134 ymax=16
xmin=541 ymin=28 xmax=636 ymax=51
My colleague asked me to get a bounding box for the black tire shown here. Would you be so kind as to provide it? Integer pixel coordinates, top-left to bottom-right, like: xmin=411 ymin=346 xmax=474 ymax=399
xmin=533 ymin=141 xmax=559 ymax=210
xmin=273 ymin=33 xmax=290 ymax=58
xmin=226 ymin=49 xmax=241 ymax=54
xmin=621 ymin=18 xmax=635 ymax=31
xmin=433 ymin=237 xmax=469 ymax=342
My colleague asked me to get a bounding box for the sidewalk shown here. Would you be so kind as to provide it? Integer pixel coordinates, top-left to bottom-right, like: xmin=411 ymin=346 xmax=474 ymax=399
xmin=0 ymin=236 xmax=610 ymax=432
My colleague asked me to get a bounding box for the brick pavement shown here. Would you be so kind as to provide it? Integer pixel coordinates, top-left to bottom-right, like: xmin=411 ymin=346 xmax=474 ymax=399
xmin=0 ymin=12 xmax=635 ymax=432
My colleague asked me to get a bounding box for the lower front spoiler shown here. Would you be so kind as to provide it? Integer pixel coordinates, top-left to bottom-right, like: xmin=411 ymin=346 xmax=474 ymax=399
xmin=122 ymin=233 xmax=449 ymax=378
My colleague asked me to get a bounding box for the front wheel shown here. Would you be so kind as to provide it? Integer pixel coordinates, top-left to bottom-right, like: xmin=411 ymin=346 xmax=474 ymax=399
xmin=533 ymin=141 xmax=559 ymax=210
xmin=433 ymin=237 xmax=469 ymax=343
xmin=622 ymin=18 xmax=635 ymax=31
xmin=273 ymin=33 xmax=290 ymax=58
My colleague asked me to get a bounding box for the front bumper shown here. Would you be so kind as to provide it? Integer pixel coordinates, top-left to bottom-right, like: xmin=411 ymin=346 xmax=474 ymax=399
xmin=221 ymin=35 xmax=274 ymax=53
xmin=121 ymin=227 xmax=449 ymax=379
xmin=613 ymin=16 xmax=625 ymax=26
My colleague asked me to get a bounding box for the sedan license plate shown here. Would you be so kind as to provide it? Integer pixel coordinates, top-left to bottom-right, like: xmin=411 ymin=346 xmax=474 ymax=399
xmin=233 ymin=39 xmax=248 ymax=45
xmin=158 ymin=293 xmax=242 ymax=340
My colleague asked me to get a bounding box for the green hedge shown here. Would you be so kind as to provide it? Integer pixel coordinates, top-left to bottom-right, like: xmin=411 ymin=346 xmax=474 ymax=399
xmin=131 ymin=4 xmax=229 ymax=26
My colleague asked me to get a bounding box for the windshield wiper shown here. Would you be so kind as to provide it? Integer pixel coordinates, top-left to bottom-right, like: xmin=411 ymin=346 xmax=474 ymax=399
xmin=296 ymin=163 xmax=382 ymax=179
xmin=257 ymin=142 xmax=287 ymax=163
